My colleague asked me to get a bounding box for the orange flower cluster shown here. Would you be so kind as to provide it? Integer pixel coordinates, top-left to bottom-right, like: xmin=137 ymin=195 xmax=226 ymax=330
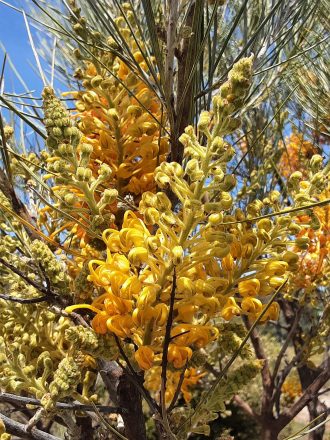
xmin=281 ymin=376 xmax=302 ymax=401
xmin=144 ymin=367 xmax=206 ymax=405
xmin=278 ymin=133 xmax=317 ymax=178
xmin=71 ymin=58 xmax=168 ymax=197
xmin=293 ymin=188 xmax=330 ymax=288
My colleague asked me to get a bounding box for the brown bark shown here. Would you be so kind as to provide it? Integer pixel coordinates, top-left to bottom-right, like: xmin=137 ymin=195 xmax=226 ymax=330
xmin=261 ymin=421 xmax=281 ymax=440
xmin=117 ymin=372 xmax=147 ymax=440
xmin=0 ymin=412 xmax=60 ymax=440
xmin=76 ymin=415 xmax=94 ymax=440
xmin=98 ymin=360 xmax=147 ymax=440
xmin=243 ymin=317 xmax=273 ymax=418
xmin=170 ymin=1 xmax=196 ymax=166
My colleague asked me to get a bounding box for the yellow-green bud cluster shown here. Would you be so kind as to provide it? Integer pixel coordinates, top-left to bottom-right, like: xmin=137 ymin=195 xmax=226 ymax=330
xmin=42 ymin=87 xmax=81 ymax=151
xmin=0 ymin=304 xmax=63 ymax=400
xmin=212 ymin=56 xmax=253 ymax=135
xmin=217 ymin=322 xmax=252 ymax=359
xmin=72 ymin=263 xmax=95 ymax=302
xmin=48 ymin=356 xmax=81 ymax=402
xmin=211 ymin=360 xmax=263 ymax=402
xmin=288 ymin=154 xmax=329 ymax=212
xmin=30 ymin=240 xmax=70 ymax=293
xmin=65 ymin=325 xmax=119 ymax=360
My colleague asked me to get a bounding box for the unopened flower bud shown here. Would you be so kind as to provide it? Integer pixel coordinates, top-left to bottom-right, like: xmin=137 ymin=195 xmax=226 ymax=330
xmin=107 ymin=108 xmax=119 ymax=121
xmin=211 ymin=136 xmax=225 ymax=152
xmin=172 ymin=246 xmax=184 ymax=265
xmin=269 ymin=191 xmax=281 ymax=203
xmin=101 ymin=189 xmax=118 ymax=204
xmin=91 ymin=75 xmax=103 ymax=88
xmin=127 ymin=105 xmax=143 ymax=117
xmin=198 ymin=111 xmax=211 ymax=132
xmin=289 ymin=171 xmax=303 ymax=182
xmin=76 ymin=167 xmax=92 ymax=182
xmin=52 ymin=127 xmax=62 ymax=138
xmin=257 ymin=218 xmax=272 ymax=232
xmin=64 ymin=193 xmax=76 ymax=206
xmin=310 ymin=154 xmax=323 ymax=171
xmin=98 ymin=163 xmax=112 ymax=178
xmin=208 ymin=213 xmax=223 ymax=225
xmin=80 ymin=143 xmax=93 ymax=155
xmin=220 ymin=174 xmax=236 ymax=191
xmin=220 ymin=192 xmax=233 ymax=210
xmin=295 ymin=237 xmax=310 ymax=250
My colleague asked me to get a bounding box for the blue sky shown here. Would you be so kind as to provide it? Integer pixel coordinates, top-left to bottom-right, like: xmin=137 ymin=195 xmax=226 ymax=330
xmin=0 ymin=1 xmax=49 ymax=96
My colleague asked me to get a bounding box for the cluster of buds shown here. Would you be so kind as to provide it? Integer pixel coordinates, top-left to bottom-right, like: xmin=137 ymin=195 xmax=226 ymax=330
xmin=285 ymin=155 xmax=329 ymax=293
xmin=42 ymin=356 xmax=82 ymax=410
xmin=0 ymin=303 xmax=63 ymax=399
xmin=64 ymin=325 xmax=118 ymax=360
xmin=42 ymin=87 xmax=117 ymax=230
xmin=0 ymin=299 xmax=98 ymax=410
xmin=31 ymin=240 xmax=69 ymax=293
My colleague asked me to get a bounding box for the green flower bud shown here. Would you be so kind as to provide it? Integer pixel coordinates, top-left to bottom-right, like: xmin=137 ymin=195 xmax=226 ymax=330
xmin=76 ymin=167 xmax=92 ymax=182
xmin=310 ymin=154 xmax=323 ymax=171
xmin=269 ymin=191 xmax=281 ymax=203
xmin=58 ymin=143 xmax=74 ymax=157
xmin=52 ymin=127 xmax=63 ymax=138
xmin=295 ymin=237 xmax=310 ymax=250
xmin=107 ymin=108 xmax=119 ymax=121
xmin=64 ymin=193 xmax=76 ymax=206
xmin=101 ymin=189 xmax=118 ymax=204
xmin=80 ymin=143 xmax=93 ymax=155
xmin=198 ymin=111 xmax=211 ymax=132
xmin=91 ymin=75 xmax=103 ymax=88
xmin=220 ymin=174 xmax=236 ymax=191
xmin=219 ymin=192 xmax=233 ymax=210
xmin=98 ymin=163 xmax=112 ymax=178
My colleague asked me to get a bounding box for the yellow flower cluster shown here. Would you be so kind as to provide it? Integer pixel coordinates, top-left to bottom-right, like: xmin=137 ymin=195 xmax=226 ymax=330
xmin=66 ymin=57 xmax=300 ymax=374
xmin=282 ymin=150 xmax=330 ymax=292
xmin=281 ymin=376 xmax=302 ymax=402
xmin=67 ymin=210 xmax=220 ymax=370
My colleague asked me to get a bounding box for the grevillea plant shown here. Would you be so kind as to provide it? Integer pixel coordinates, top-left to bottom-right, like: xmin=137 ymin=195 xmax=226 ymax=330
xmin=0 ymin=1 xmax=329 ymax=440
